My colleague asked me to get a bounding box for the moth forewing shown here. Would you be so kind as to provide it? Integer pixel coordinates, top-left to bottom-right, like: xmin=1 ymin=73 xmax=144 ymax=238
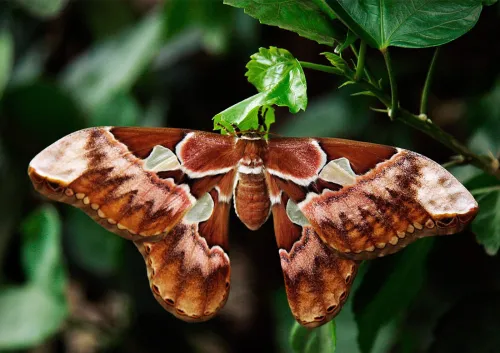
xmin=297 ymin=148 xmax=478 ymax=260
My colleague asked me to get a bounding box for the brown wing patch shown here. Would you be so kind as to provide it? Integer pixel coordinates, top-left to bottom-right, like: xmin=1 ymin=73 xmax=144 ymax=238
xmin=280 ymin=226 xmax=358 ymax=328
xmin=266 ymin=138 xmax=326 ymax=186
xmin=316 ymin=138 xmax=397 ymax=174
xmin=177 ymin=132 xmax=243 ymax=177
xmin=299 ymin=150 xmax=478 ymax=260
xmin=272 ymin=194 xmax=301 ymax=251
xmin=110 ymin=127 xmax=189 ymax=158
xmin=28 ymin=127 xmax=195 ymax=241
xmin=199 ymin=190 xmax=231 ymax=250
xmin=135 ymin=221 xmax=230 ymax=322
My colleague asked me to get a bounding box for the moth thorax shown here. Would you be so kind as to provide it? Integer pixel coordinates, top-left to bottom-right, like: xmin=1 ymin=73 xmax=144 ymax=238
xmin=240 ymin=131 xmax=262 ymax=140
xmin=239 ymin=156 xmax=263 ymax=175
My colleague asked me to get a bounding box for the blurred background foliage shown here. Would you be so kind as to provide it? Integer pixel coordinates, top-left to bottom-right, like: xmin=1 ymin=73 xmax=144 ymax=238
xmin=0 ymin=0 xmax=499 ymax=353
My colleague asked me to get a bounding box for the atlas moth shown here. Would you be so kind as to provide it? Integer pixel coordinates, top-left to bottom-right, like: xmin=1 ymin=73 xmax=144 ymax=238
xmin=28 ymin=126 xmax=478 ymax=328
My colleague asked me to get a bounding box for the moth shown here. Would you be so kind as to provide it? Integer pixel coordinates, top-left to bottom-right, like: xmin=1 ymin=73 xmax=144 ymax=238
xmin=28 ymin=127 xmax=478 ymax=328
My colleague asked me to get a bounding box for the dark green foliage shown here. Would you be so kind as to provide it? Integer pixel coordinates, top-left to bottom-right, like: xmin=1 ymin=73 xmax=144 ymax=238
xmin=0 ymin=1 xmax=499 ymax=352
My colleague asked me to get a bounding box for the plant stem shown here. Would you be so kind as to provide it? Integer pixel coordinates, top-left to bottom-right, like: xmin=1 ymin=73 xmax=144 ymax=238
xmin=382 ymin=48 xmax=398 ymax=119
xmin=420 ymin=48 xmax=439 ymax=115
xmin=442 ymin=155 xmax=466 ymax=169
xmin=471 ymin=185 xmax=500 ymax=195
xmin=396 ymin=108 xmax=500 ymax=178
xmin=350 ymin=44 xmax=376 ymax=85
xmin=354 ymin=40 xmax=366 ymax=81
xmin=301 ymin=60 xmax=500 ymax=180
xmin=299 ymin=61 xmax=340 ymax=75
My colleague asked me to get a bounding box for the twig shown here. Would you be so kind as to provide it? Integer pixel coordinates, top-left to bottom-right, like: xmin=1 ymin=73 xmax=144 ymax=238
xmin=354 ymin=40 xmax=366 ymax=81
xmin=299 ymin=61 xmax=341 ymax=75
xmin=471 ymin=185 xmax=500 ymax=196
xmin=350 ymin=44 xmax=376 ymax=86
xmin=420 ymin=48 xmax=440 ymax=115
xmin=442 ymin=155 xmax=467 ymax=169
xmin=381 ymin=48 xmax=398 ymax=120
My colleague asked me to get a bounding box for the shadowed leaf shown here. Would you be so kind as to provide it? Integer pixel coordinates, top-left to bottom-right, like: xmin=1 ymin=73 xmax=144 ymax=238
xmin=290 ymin=320 xmax=336 ymax=353
xmin=21 ymin=205 xmax=66 ymax=294
xmin=0 ymin=285 xmax=67 ymax=349
xmin=66 ymin=207 xmax=124 ymax=276
xmin=0 ymin=205 xmax=68 ymax=349
xmin=224 ymin=0 xmax=345 ymax=45
xmin=60 ymin=11 xmax=165 ymax=113
xmin=0 ymin=30 xmax=13 ymax=99
xmin=15 ymin=0 xmax=68 ymax=18
xmin=354 ymin=239 xmax=434 ymax=353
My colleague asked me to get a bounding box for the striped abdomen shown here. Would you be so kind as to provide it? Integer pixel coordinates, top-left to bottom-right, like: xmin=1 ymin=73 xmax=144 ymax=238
xmin=234 ymin=172 xmax=271 ymax=230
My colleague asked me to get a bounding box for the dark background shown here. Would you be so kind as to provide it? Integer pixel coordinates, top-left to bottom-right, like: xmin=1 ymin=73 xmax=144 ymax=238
xmin=0 ymin=1 xmax=499 ymax=353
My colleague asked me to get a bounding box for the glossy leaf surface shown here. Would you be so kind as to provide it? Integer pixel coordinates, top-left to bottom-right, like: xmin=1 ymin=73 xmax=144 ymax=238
xmin=214 ymin=47 xmax=306 ymax=132
xmin=327 ymin=0 xmax=484 ymax=48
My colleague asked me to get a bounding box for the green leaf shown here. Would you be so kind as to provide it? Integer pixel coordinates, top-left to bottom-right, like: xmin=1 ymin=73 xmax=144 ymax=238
xmin=9 ymin=43 xmax=49 ymax=86
xmin=290 ymin=321 xmax=336 ymax=353
xmin=472 ymin=199 xmax=500 ymax=245
xmin=224 ymin=0 xmax=345 ymax=45
xmin=0 ymin=285 xmax=67 ymax=349
xmin=351 ymin=91 xmax=376 ymax=97
xmin=321 ymin=52 xmax=353 ymax=76
xmin=354 ymin=239 xmax=434 ymax=353
xmin=334 ymin=30 xmax=358 ymax=53
xmin=214 ymin=47 xmax=306 ymax=132
xmin=469 ymin=186 xmax=500 ymax=256
xmin=65 ymin=208 xmax=124 ymax=276
xmin=327 ymin=0 xmax=484 ymax=49
xmin=0 ymin=29 xmax=13 ymax=99
xmin=90 ymin=92 xmax=140 ymax=126
xmin=21 ymin=205 xmax=66 ymax=294
xmin=0 ymin=205 xmax=69 ymax=349
xmin=338 ymin=80 xmax=356 ymax=88
xmin=213 ymin=94 xmax=275 ymax=133
xmin=246 ymin=47 xmax=307 ymax=112
xmin=15 ymin=0 xmax=68 ymax=18
xmin=60 ymin=10 xmax=165 ymax=113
